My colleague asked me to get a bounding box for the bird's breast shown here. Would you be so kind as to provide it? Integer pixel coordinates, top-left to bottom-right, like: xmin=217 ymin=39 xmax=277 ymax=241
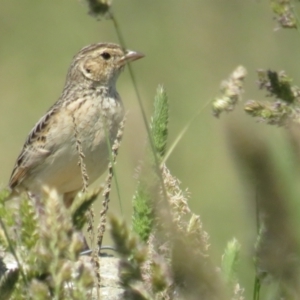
xmin=66 ymin=93 xmax=124 ymax=182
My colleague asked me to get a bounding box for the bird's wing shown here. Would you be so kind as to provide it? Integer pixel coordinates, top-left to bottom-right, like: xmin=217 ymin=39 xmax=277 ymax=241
xmin=9 ymin=107 xmax=59 ymax=189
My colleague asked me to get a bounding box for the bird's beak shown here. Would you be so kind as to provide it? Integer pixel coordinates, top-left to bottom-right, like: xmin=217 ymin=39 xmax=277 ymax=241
xmin=119 ymin=50 xmax=144 ymax=65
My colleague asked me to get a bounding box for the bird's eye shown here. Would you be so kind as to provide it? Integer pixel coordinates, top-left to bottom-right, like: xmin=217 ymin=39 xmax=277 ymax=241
xmin=101 ymin=52 xmax=111 ymax=60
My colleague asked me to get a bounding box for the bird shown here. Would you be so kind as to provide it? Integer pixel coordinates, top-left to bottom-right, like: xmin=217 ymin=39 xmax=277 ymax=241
xmin=8 ymin=42 xmax=144 ymax=207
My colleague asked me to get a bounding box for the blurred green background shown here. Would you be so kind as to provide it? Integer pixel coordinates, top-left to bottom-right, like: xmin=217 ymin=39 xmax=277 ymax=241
xmin=1 ymin=0 xmax=300 ymax=296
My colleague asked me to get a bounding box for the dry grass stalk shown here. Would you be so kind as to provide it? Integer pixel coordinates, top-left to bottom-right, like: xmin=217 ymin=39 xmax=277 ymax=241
xmin=96 ymin=116 xmax=126 ymax=249
xmin=142 ymin=233 xmax=173 ymax=299
xmin=72 ymin=115 xmax=95 ymax=248
xmin=212 ymin=66 xmax=247 ymax=118
xmin=72 ymin=115 xmax=89 ymax=193
xmin=161 ymin=164 xmax=190 ymax=230
xmin=132 ymin=164 xmax=215 ymax=299
xmin=92 ymin=117 xmax=126 ymax=290
xmin=232 ymin=283 xmax=244 ymax=300
xmin=161 ymin=163 xmax=210 ymax=256
xmin=87 ymin=207 xmax=95 ymax=248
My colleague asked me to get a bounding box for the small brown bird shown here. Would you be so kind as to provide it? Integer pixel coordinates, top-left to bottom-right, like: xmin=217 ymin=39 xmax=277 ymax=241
xmin=9 ymin=43 xmax=144 ymax=206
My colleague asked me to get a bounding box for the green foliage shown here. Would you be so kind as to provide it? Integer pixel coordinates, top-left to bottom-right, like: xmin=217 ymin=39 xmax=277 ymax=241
xmin=110 ymin=216 xmax=146 ymax=283
xmin=221 ymin=238 xmax=241 ymax=284
xmin=0 ymin=190 xmax=97 ymax=299
xmin=0 ymin=189 xmax=14 ymax=228
xmin=0 ymin=269 xmax=19 ymax=300
xmin=127 ymin=84 xmax=229 ymax=299
xmin=257 ymin=70 xmax=298 ymax=104
xmin=245 ymin=70 xmax=300 ymax=126
xmin=19 ymin=197 xmax=38 ymax=249
xmin=110 ymin=215 xmax=170 ymax=299
xmin=132 ymin=183 xmax=153 ymax=242
xmin=270 ymin=0 xmax=297 ymax=28
xmin=71 ymin=188 xmax=101 ymax=230
xmin=245 ymin=100 xmax=292 ymax=126
xmin=150 ymin=85 xmax=169 ymax=160
xmin=132 ymin=86 xmax=169 ymax=243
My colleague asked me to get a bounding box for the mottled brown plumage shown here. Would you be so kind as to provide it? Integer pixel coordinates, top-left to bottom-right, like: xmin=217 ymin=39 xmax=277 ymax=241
xmin=9 ymin=43 xmax=144 ymax=206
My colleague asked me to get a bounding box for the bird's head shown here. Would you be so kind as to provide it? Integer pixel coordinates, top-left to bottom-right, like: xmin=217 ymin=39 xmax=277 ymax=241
xmin=68 ymin=43 xmax=144 ymax=87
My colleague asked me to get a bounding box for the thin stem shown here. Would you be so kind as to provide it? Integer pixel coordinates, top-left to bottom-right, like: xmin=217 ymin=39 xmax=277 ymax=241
xmin=110 ymin=12 xmax=169 ymax=202
xmin=162 ymin=98 xmax=212 ymax=165
xmin=110 ymin=14 xmax=155 ymax=161
xmin=253 ymin=183 xmax=261 ymax=300
xmin=104 ymin=118 xmax=123 ymax=214
xmin=253 ymin=275 xmax=261 ymax=300
xmin=255 ymin=183 xmax=259 ymax=235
